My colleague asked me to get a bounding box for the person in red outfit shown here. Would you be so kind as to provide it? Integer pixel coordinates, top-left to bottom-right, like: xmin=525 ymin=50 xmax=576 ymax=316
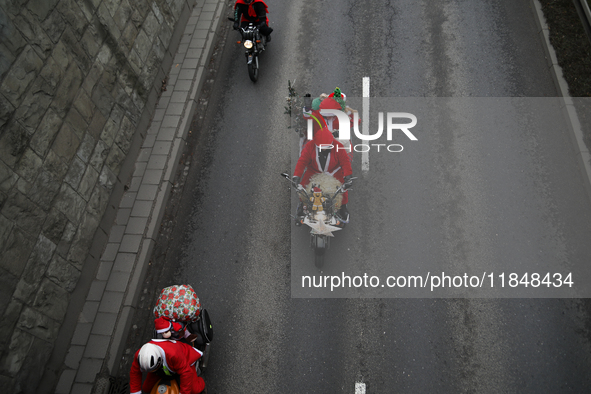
xmin=129 ymin=340 xmax=206 ymax=394
xmin=293 ymin=127 xmax=353 ymax=221
xmin=233 ymin=0 xmax=273 ymax=41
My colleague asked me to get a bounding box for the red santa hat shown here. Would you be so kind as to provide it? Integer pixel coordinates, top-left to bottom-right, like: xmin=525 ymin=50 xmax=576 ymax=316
xmin=319 ymin=97 xmax=342 ymax=111
xmin=313 ymin=127 xmax=335 ymax=148
xmin=313 ymin=186 xmax=322 ymax=193
xmin=171 ymin=321 xmax=184 ymax=332
xmin=154 ymin=317 xmax=172 ymax=333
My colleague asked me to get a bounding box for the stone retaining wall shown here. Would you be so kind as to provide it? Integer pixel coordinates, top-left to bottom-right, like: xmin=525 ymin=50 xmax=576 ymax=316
xmin=0 ymin=0 xmax=193 ymax=391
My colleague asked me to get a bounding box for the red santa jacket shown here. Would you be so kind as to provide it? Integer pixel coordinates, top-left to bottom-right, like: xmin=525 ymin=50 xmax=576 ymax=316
xmin=234 ymin=0 xmax=269 ymax=24
xmin=129 ymin=339 xmax=203 ymax=394
xmin=294 ymin=135 xmax=353 ymax=186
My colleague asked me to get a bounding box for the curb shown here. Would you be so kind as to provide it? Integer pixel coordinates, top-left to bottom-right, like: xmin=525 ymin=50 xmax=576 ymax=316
xmin=531 ymin=0 xmax=591 ymax=203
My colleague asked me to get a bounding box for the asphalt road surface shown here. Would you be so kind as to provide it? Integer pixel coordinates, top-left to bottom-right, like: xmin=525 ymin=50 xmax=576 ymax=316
xmin=124 ymin=1 xmax=591 ymax=393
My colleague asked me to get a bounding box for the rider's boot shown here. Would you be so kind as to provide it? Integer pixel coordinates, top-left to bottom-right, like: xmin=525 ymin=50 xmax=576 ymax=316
xmin=295 ymin=202 xmax=304 ymax=226
xmin=338 ymin=204 xmax=349 ymax=224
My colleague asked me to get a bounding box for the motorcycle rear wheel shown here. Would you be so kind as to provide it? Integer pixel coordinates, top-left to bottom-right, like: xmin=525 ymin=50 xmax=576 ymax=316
xmin=314 ymin=250 xmax=324 ymax=269
xmin=248 ymin=62 xmax=258 ymax=82
xmin=313 ymin=236 xmax=326 ymax=269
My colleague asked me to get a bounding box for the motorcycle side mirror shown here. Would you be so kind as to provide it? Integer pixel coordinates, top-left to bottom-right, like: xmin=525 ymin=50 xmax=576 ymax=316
xmin=280 ymin=172 xmax=290 ymax=179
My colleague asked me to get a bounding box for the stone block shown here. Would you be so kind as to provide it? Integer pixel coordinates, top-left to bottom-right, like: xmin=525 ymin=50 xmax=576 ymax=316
xmin=120 ymin=22 xmax=138 ymax=54
xmin=75 ymin=358 xmax=102 ymax=383
xmin=0 ymin=120 xmax=30 ymax=167
xmin=13 ymin=77 xmax=54 ymax=134
xmin=0 ymin=227 xmax=36 ymax=277
xmin=46 ymin=253 xmax=81 ymax=293
xmin=38 ymin=54 xmax=63 ymax=94
xmin=0 ymin=213 xmax=13 ymax=247
xmin=77 ymin=133 xmax=96 ymax=164
xmin=0 ymin=45 xmax=43 ymax=107
xmin=90 ymin=312 xmax=118 ymax=335
xmin=119 ymin=234 xmax=141 ymax=253
xmin=89 ymin=140 xmax=109 ymax=172
xmin=73 ymin=89 xmax=95 ymax=125
xmin=133 ymin=29 xmax=152 ymax=64
xmin=29 ymin=108 xmax=63 ymax=158
xmin=14 ymin=148 xmax=43 ymax=184
xmin=143 ymin=9 xmax=160 ymax=39
xmin=125 ymin=216 xmax=148 ymax=234
xmin=13 ymin=234 xmax=57 ymax=303
xmin=136 ymin=184 xmax=158 ymax=200
xmin=0 ymin=161 xmax=18 ymax=194
xmin=83 ymin=334 xmax=110 ymax=358
xmin=0 ymin=92 xmax=14 ymax=134
xmin=87 ymin=183 xmax=110 ymax=218
xmin=78 ymin=165 xmax=100 ymax=201
xmin=50 ymin=61 xmax=84 ymax=118
xmin=33 ymin=277 xmax=70 ymax=321
xmin=0 ymin=7 xmax=27 ymax=55
xmin=81 ymin=21 xmax=103 ymax=61
xmin=95 ymin=291 xmax=125 ymax=314
xmin=26 ymin=0 xmax=60 ymax=22
xmin=112 ymin=252 xmax=135 ymax=273
xmin=41 ymin=207 xmax=68 ymax=244
xmin=115 ymin=115 xmax=135 ymax=154
xmin=2 ymin=328 xmax=34 ymax=377
xmin=41 ymin=6 xmax=67 ymax=44
xmin=27 ymin=169 xmax=62 ymax=211
xmin=64 ymin=345 xmax=85 ymax=369
xmin=0 ymin=299 xmax=22 ymax=352
xmin=54 ymin=183 xmax=86 ymax=224
xmin=0 ymin=269 xmax=18 ymax=317
xmin=66 ymin=107 xmax=90 ymax=140
xmin=97 ymin=2 xmax=121 ymax=41
xmin=106 ymin=143 xmax=126 ymax=175
xmin=88 ymin=109 xmax=107 ymax=140
xmin=1 ymin=190 xmax=46 ymax=237
xmin=56 ymin=221 xmax=76 ymax=258
xmin=16 ymin=336 xmax=54 ymax=393
xmin=51 ymin=122 xmax=81 ymax=161
xmin=71 ymin=322 xmax=92 ymax=346
xmin=64 ymin=156 xmax=86 ymax=189
xmin=113 ymin=0 xmax=132 ymax=32
xmin=43 ymin=149 xmax=69 ymax=179
xmin=16 ymin=306 xmax=60 ymax=342
xmin=57 ymin=0 xmax=90 ymax=40
xmin=14 ymin=10 xmax=54 ymax=59
xmin=99 ymin=111 xmax=121 ymax=148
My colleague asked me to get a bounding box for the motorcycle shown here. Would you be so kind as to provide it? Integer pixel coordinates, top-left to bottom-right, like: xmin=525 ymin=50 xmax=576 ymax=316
xmin=282 ymin=172 xmax=354 ymax=268
xmin=231 ymin=19 xmax=267 ymax=82
xmin=150 ymin=286 xmax=214 ymax=394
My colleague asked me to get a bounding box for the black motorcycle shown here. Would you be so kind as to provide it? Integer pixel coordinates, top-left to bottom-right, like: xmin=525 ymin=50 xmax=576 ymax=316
xmin=234 ymin=21 xmax=267 ymax=82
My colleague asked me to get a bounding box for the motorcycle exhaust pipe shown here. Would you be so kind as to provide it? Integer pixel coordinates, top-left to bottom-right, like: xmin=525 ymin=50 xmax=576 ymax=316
xmin=200 ymin=343 xmax=211 ymax=369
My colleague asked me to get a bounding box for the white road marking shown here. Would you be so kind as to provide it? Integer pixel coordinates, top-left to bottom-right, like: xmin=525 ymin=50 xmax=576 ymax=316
xmin=355 ymin=382 xmax=367 ymax=393
xmin=362 ymin=77 xmax=370 ymax=174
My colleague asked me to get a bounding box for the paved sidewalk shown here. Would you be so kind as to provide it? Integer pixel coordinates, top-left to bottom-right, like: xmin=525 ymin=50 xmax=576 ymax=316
xmin=55 ymin=0 xmax=228 ymax=393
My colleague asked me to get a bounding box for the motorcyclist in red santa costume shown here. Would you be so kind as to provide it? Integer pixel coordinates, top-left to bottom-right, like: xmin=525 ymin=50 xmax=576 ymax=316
xmin=130 ymin=340 xmax=206 ymax=394
xmin=292 ymin=126 xmax=353 ymax=222
xmin=233 ymin=0 xmax=273 ymax=41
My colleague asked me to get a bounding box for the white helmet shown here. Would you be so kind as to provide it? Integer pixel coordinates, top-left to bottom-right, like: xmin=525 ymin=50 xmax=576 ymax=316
xmin=138 ymin=343 xmax=162 ymax=372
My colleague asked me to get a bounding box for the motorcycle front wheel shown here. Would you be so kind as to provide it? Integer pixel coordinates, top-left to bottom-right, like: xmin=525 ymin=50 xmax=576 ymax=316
xmin=248 ymin=62 xmax=258 ymax=82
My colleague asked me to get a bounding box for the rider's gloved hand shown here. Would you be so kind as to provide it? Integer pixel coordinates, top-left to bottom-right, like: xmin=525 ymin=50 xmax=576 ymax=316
xmin=292 ymin=176 xmax=301 ymax=185
xmin=344 ymin=175 xmax=353 ymax=190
